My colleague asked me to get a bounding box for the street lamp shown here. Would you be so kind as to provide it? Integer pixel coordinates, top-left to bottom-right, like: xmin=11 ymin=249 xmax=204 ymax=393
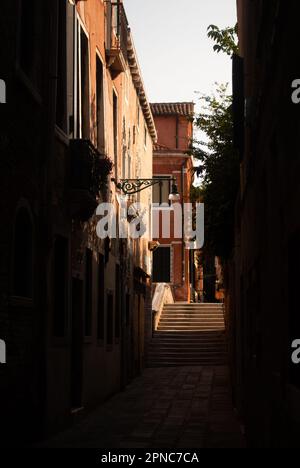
xmin=169 ymin=180 xmax=181 ymax=202
xmin=111 ymin=176 xmax=180 ymax=201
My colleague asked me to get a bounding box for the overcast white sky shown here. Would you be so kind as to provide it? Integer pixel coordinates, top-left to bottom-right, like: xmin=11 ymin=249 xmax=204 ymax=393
xmin=124 ymin=0 xmax=237 ymax=111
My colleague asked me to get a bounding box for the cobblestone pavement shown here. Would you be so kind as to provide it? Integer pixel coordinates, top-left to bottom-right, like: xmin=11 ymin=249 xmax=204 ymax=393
xmin=42 ymin=366 xmax=245 ymax=448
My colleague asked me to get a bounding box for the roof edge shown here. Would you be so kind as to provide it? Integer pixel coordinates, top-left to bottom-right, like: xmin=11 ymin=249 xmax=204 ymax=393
xmin=150 ymin=102 xmax=195 ymax=117
xmin=127 ymin=32 xmax=157 ymax=143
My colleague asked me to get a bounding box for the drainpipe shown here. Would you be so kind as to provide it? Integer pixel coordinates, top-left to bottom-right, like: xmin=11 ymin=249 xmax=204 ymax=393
xmin=181 ymin=162 xmax=185 ymax=285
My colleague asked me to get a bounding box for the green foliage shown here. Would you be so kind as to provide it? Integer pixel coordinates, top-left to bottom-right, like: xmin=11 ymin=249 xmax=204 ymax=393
xmin=192 ymin=84 xmax=239 ymax=259
xmin=190 ymin=185 xmax=204 ymax=203
xmin=207 ymin=24 xmax=238 ymax=56
xmin=190 ymin=24 xmax=240 ymax=259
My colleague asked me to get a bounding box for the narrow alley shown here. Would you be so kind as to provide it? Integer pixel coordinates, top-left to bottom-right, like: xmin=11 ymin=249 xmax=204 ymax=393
xmin=42 ymin=366 xmax=244 ymax=449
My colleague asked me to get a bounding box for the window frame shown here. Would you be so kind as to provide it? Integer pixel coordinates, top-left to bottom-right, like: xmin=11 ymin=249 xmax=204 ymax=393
xmin=152 ymin=174 xmax=172 ymax=207
xmin=74 ymin=14 xmax=91 ymax=139
xmin=113 ymin=89 xmax=119 ymax=178
xmin=96 ymin=49 xmax=106 ymax=151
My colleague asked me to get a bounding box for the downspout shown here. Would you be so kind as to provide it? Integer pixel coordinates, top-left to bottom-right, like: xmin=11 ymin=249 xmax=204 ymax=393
xmin=181 ymin=162 xmax=185 ymax=285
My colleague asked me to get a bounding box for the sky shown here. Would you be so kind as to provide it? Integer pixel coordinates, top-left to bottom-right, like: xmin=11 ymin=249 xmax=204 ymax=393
xmin=124 ymin=0 xmax=237 ymax=111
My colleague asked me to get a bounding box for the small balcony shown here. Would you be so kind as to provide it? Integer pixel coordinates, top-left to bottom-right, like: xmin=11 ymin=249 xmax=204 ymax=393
xmin=69 ymin=139 xmax=113 ymax=221
xmin=106 ymin=1 xmax=129 ymax=77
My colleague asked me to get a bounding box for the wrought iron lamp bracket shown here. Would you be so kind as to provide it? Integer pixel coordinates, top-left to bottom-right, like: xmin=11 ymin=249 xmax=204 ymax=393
xmin=111 ymin=177 xmax=175 ymax=195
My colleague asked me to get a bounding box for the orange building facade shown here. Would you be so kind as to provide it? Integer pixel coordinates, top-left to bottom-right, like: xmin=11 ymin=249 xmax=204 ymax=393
xmin=151 ymin=103 xmax=195 ymax=302
xmin=0 ymin=0 xmax=156 ymax=443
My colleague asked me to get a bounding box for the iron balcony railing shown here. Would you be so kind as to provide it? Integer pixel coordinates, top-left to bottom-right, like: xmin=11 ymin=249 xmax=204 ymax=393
xmin=69 ymin=139 xmax=113 ymax=219
xmin=70 ymin=139 xmax=102 ymax=196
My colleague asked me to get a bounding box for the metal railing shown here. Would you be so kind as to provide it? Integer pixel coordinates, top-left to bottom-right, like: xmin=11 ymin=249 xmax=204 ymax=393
xmin=70 ymin=139 xmax=106 ymax=196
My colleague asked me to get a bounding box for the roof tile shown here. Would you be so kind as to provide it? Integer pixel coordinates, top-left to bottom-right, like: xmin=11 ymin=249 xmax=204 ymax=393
xmin=150 ymin=102 xmax=194 ymax=117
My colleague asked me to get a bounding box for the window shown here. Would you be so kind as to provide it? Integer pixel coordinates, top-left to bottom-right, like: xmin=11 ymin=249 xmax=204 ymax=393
xmin=113 ymin=91 xmax=118 ymax=177
xmin=56 ymin=0 xmax=67 ymax=131
xmin=13 ymin=208 xmax=33 ymax=298
xmin=97 ymin=254 xmax=105 ymax=340
xmin=152 ymin=247 xmax=171 ymax=283
xmin=96 ymin=54 xmax=105 ymax=150
xmin=115 ymin=265 xmax=121 ymax=340
xmin=106 ymin=292 xmax=114 ymax=346
xmin=53 ymin=236 xmax=68 ymax=337
xmin=85 ymin=248 xmax=93 ymax=336
xmin=144 ymin=125 xmax=147 ymax=147
xmin=19 ymin=0 xmax=42 ymax=88
xmin=152 ymin=176 xmax=171 ymax=205
xmin=76 ymin=20 xmax=90 ymax=139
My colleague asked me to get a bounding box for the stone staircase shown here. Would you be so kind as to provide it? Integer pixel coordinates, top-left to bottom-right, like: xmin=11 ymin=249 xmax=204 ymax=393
xmin=148 ymin=303 xmax=227 ymax=367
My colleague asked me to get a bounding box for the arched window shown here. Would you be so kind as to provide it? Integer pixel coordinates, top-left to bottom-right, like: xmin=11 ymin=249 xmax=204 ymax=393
xmin=13 ymin=208 xmax=33 ymax=298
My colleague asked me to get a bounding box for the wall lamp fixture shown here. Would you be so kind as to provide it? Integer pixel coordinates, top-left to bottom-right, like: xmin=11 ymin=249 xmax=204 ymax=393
xmin=111 ymin=177 xmax=180 ymax=201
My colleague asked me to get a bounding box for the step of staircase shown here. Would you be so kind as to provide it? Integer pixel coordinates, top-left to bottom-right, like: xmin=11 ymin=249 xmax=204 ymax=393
xmin=164 ymin=302 xmax=223 ymax=309
xmin=157 ymin=326 xmax=224 ymax=330
xmin=147 ymin=302 xmax=226 ymax=368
